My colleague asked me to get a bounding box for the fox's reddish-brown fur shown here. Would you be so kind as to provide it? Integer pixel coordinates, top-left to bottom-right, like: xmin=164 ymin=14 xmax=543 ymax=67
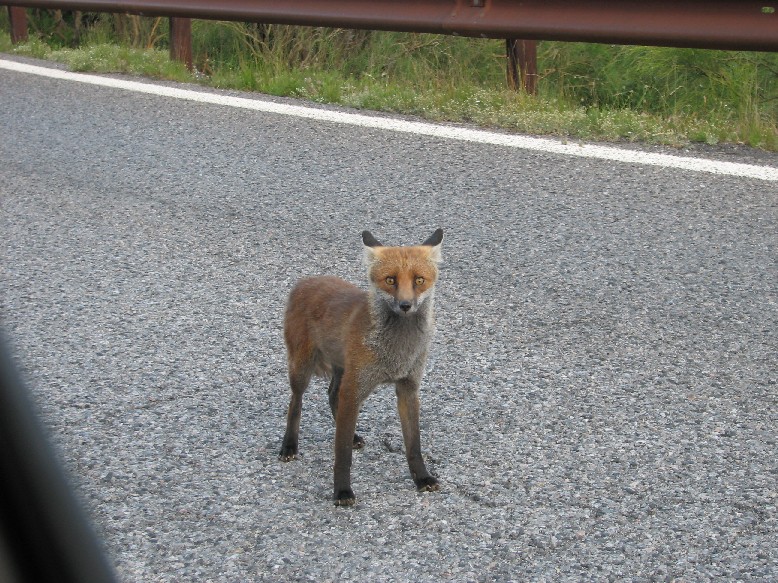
xmin=280 ymin=229 xmax=444 ymax=506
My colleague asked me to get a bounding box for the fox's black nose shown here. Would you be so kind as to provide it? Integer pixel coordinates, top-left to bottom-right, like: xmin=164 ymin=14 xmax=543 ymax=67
xmin=399 ymin=301 xmax=412 ymax=312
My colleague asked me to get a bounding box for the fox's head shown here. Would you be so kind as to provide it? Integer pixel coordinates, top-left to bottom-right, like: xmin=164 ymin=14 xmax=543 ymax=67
xmin=362 ymin=229 xmax=443 ymax=316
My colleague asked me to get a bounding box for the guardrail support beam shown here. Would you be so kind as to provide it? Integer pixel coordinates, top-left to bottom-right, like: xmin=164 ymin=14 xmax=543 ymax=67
xmin=169 ymin=16 xmax=193 ymax=70
xmin=8 ymin=6 xmax=29 ymax=43
xmin=4 ymin=1 xmax=776 ymax=52
xmin=506 ymin=39 xmax=537 ymax=94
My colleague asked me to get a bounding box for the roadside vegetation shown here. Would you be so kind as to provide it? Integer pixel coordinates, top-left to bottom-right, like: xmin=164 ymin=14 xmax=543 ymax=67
xmin=2 ymin=11 xmax=777 ymax=150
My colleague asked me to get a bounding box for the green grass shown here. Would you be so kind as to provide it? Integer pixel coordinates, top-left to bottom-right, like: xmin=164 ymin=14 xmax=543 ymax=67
xmin=2 ymin=12 xmax=776 ymax=150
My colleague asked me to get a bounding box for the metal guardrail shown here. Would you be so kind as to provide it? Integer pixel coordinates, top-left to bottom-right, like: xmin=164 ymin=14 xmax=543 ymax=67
xmin=5 ymin=1 xmax=778 ymax=92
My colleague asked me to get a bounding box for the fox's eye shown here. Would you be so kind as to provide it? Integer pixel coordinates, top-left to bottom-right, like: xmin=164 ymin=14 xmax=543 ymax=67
xmin=385 ymin=276 xmax=396 ymax=286
xmin=415 ymin=277 xmax=425 ymax=286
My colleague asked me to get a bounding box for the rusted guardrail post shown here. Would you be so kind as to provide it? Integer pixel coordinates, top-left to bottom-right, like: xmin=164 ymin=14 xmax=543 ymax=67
xmin=8 ymin=6 xmax=29 ymax=43
xmin=169 ymin=16 xmax=193 ymax=70
xmin=506 ymin=39 xmax=537 ymax=94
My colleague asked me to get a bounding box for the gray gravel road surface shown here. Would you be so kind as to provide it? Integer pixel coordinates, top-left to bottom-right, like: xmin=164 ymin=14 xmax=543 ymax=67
xmin=2 ymin=56 xmax=777 ymax=581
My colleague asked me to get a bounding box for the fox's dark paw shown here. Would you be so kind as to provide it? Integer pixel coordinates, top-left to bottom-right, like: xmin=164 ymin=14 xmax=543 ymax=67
xmin=278 ymin=445 xmax=298 ymax=462
xmin=334 ymin=489 xmax=356 ymax=506
xmin=352 ymin=434 xmax=365 ymax=449
xmin=415 ymin=476 xmax=440 ymax=492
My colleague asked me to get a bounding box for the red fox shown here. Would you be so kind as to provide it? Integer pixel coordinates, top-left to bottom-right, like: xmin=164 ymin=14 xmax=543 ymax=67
xmin=280 ymin=229 xmax=444 ymax=505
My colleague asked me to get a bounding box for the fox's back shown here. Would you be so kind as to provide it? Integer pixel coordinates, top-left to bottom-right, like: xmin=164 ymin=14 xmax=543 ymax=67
xmin=284 ymin=276 xmax=369 ymax=375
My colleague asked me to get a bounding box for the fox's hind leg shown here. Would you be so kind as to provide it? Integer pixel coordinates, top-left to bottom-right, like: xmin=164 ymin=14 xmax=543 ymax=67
xmin=328 ymin=366 xmax=365 ymax=450
xmin=280 ymin=359 xmax=312 ymax=461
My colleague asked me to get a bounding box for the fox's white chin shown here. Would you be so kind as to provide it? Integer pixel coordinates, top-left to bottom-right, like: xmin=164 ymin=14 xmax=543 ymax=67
xmin=373 ymin=288 xmax=433 ymax=317
xmin=392 ymin=303 xmax=417 ymax=316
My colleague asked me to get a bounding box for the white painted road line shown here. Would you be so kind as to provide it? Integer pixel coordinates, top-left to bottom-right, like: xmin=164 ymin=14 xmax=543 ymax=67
xmin=2 ymin=58 xmax=777 ymax=182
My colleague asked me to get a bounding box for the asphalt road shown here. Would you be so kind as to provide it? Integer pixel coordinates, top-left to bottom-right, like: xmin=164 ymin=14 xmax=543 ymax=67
xmin=2 ymin=55 xmax=777 ymax=581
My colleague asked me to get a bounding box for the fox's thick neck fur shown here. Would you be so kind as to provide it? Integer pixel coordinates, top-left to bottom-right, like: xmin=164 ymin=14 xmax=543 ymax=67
xmin=365 ymin=282 xmax=435 ymax=383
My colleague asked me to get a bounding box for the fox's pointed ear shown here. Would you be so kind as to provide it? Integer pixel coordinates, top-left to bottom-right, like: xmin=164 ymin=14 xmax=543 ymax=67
xmin=362 ymin=231 xmax=383 ymax=248
xmin=362 ymin=231 xmax=383 ymax=266
xmin=423 ymin=228 xmax=443 ymax=263
xmin=422 ymin=228 xmax=443 ymax=247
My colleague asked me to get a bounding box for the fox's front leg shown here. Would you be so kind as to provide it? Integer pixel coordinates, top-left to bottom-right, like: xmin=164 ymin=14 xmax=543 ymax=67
xmin=333 ymin=371 xmax=362 ymax=506
xmin=396 ymin=378 xmax=439 ymax=492
xmin=328 ymin=366 xmax=365 ymax=450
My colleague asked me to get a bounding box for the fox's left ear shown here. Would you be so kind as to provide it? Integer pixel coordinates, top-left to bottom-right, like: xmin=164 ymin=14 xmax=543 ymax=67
xmin=422 ymin=228 xmax=443 ymax=263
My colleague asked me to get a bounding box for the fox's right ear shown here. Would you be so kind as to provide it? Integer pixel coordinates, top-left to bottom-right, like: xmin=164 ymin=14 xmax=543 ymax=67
xmin=362 ymin=231 xmax=383 ymax=247
xmin=362 ymin=231 xmax=383 ymax=266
